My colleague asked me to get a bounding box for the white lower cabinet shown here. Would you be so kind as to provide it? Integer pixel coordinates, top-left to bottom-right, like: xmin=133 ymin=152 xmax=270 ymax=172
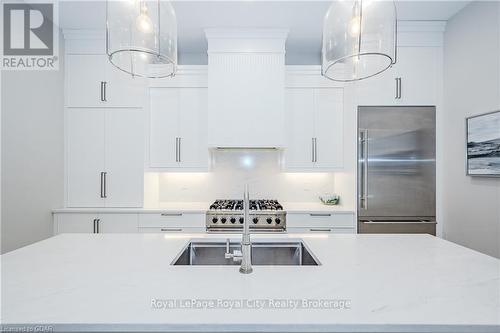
xmin=286 ymin=212 xmax=355 ymax=233
xmin=138 ymin=213 xmax=205 ymax=233
xmin=54 ymin=213 xmax=139 ymax=234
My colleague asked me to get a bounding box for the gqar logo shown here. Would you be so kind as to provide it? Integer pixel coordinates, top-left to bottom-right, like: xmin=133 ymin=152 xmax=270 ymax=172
xmin=2 ymin=2 xmax=58 ymax=70
xmin=3 ymin=3 xmax=53 ymax=55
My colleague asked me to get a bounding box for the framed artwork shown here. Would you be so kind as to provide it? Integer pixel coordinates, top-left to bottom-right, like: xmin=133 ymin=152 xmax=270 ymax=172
xmin=466 ymin=110 xmax=500 ymax=177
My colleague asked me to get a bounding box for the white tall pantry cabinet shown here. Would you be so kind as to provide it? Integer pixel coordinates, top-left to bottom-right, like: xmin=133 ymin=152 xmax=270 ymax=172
xmin=64 ymin=31 xmax=145 ymax=208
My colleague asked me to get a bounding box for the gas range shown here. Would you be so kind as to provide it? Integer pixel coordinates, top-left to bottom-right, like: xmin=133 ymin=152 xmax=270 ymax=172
xmin=206 ymin=199 xmax=286 ymax=233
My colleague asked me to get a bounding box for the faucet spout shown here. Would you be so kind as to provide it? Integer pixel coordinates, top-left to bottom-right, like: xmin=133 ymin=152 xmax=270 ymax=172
xmin=239 ymin=184 xmax=253 ymax=274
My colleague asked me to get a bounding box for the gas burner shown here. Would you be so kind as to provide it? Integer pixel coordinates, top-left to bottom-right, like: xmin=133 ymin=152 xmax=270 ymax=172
xmin=206 ymin=199 xmax=286 ymax=233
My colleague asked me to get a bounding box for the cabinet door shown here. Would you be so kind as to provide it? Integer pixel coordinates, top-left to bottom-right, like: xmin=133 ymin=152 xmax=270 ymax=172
xmin=396 ymin=47 xmax=438 ymax=105
xmin=67 ymin=108 xmax=106 ymax=207
xmin=314 ymin=89 xmax=344 ymax=169
xmin=98 ymin=214 xmax=138 ymax=233
xmin=55 ymin=213 xmax=96 ymax=233
xmin=105 ymin=62 xmax=146 ymax=107
xmin=354 ymin=66 xmax=398 ymax=106
xmin=284 ymin=89 xmax=315 ymax=168
xmin=178 ymin=88 xmax=208 ymax=168
xmin=66 ymin=55 xmax=106 ymax=107
xmin=149 ymin=88 xmax=180 ymax=167
xmin=105 ymin=109 xmax=144 ymax=207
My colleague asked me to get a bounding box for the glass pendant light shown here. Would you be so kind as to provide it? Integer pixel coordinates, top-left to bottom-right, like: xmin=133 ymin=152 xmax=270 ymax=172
xmin=106 ymin=0 xmax=177 ymax=78
xmin=322 ymin=0 xmax=397 ymax=82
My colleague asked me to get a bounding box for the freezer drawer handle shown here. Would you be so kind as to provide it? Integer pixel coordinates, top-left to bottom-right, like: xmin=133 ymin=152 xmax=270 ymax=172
xmin=309 ymin=213 xmax=332 ymax=217
xmin=363 ymin=220 xmax=437 ymax=224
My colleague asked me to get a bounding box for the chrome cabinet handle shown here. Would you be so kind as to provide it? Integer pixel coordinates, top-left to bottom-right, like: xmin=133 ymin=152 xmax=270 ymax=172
xmin=100 ymin=172 xmax=105 ymax=198
xmin=160 ymin=213 xmax=183 ymax=217
xmin=160 ymin=228 xmax=183 ymax=232
xmin=103 ymin=172 xmax=107 ymax=198
xmin=395 ymin=77 xmax=402 ymax=99
xmin=93 ymin=219 xmax=96 ymax=233
xmin=96 ymin=219 xmax=100 ymax=233
xmin=100 ymin=82 xmax=104 ymax=102
xmin=310 ymin=213 xmax=332 ymax=217
xmin=178 ymin=137 xmax=182 ymax=162
xmin=103 ymin=81 xmax=107 ymax=102
xmin=311 ymin=138 xmax=315 ymax=163
xmin=314 ymin=138 xmax=318 ymax=162
xmin=175 ymin=137 xmax=179 ymax=162
xmin=398 ymin=77 xmax=402 ymax=99
xmin=309 ymin=228 xmax=332 ymax=232
xmin=395 ymin=78 xmax=399 ymax=99
xmin=100 ymin=172 xmax=107 ymax=198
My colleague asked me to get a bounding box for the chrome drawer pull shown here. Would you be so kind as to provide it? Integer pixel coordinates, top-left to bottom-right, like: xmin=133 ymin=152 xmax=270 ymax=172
xmin=160 ymin=228 xmax=183 ymax=232
xmin=309 ymin=228 xmax=332 ymax=232
xmin=161 ymin=213 xmax=183 ymax=217
xmin=310 ymin=213 xmax=332 ymax=217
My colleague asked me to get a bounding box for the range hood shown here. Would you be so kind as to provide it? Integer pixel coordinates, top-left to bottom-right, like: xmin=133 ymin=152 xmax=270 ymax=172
xmin=205 ymin=29 xmax=288 ymax=148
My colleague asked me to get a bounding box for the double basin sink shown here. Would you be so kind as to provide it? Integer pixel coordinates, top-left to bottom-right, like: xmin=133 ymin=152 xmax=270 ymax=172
xmin=171 ymin=239 xmax=320 ymax=266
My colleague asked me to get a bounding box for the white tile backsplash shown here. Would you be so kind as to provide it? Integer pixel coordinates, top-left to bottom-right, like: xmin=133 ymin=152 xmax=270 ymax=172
xmin=148 ymin=150 xmax=336 ymax=203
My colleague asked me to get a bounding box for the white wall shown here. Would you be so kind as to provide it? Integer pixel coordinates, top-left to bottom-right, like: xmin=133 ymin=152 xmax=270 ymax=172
xmin=1 ymin=41 xmax=65 ymax=254
xmin=147 ymin=150 xmax=337 ymax=205
xmin=442 ymin=1 xmax=500 ymax=258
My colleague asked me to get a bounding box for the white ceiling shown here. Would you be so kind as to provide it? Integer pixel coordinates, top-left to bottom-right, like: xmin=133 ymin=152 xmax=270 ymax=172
xmin=59 ymin=0 xmax=471 ymax=61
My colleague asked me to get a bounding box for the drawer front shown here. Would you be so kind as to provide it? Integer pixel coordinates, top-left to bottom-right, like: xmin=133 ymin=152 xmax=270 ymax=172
xmin=287 ymin=227 xmax=355 ymax=234
xmin=138 ymin=213 xmax=205 ymax=228
xmin=287 ymin=213 xmax=355 ymax=228
xmin=138 ymin=227 xmax=205 ymax=233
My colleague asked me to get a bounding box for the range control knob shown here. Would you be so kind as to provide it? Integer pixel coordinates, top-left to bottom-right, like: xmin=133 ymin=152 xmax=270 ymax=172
xmin=266 ymin=218 xmax=273 ymax=224
xmin=212 ymin=217 xmax=218 ymax=223
xmin=239 ymin=217 xmax=244 ymax=224
xmin=221 ymin=217 xmax=227 ymax=224
xmin=275 ymin=218 xmax=281 ymax=224
xmin=252 ymin=217 xmax=259 ymax=224
xmin=230 ymin=217 xmax=236 ymax=224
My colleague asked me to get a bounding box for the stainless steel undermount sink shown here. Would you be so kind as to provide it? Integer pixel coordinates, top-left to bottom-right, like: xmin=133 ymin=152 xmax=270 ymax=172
xmin=171 ymin=239 xmax=320 ymax=266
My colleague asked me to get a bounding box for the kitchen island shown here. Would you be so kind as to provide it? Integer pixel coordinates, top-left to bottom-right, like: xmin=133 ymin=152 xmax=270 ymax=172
xmin=1 ymin=233 xmax=499 ymax=332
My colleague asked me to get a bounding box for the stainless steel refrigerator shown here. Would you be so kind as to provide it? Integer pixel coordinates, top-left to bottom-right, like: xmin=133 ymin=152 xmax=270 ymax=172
xmin=358 ymin=106 xmax=437 ymax=235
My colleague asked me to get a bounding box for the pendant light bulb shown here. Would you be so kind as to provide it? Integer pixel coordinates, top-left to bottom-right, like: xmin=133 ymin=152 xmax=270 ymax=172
xmin=348 ymin=16 xmax=361 ymax=37
xmin=136 ymin=5 xmax=153 ymax=33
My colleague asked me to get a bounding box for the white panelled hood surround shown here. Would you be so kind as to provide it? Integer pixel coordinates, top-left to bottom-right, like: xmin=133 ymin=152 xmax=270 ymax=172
xmin=206 ymin=28 xmax=288 ymax=148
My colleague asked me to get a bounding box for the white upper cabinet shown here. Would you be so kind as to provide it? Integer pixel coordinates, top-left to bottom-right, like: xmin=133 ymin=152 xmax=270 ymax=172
xmin=355 ymin=46 xmax=440 ymax=106
xmin=66 ymin=54 xmax=145 ymax=108
xmin=67 ymin=108 xmax=144 ymax=208
xmin=395 ymin=47 xmax=439 ymax=105
xmin=285 ymin=89 xmax=315 ymax=168
xmin=284 ymin=88 xmax=344 ymax=170
xmin=149 ymin=87 xmax=209 ymax=169
xmin=314 ymin=89 xmax=344 ymax=169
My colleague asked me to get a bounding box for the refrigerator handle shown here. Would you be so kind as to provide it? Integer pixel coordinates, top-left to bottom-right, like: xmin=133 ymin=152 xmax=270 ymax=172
xmin=359 ymin=130 xmax=369 ymax=210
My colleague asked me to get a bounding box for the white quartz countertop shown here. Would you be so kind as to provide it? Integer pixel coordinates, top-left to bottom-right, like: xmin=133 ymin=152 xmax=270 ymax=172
xmin=52 ymin=202 xmax=355 ymax=214
xmin=2 ymin=233 xmax=498 ymax=332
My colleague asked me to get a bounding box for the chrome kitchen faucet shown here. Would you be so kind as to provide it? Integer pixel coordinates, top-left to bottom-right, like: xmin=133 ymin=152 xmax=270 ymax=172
xmin=224 ymin=184 xmax=253 ymax=274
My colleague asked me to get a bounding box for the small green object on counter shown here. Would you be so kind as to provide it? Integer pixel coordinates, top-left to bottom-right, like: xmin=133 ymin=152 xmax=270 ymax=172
xmin=319 ymin=194 xmax=340 ymax=205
